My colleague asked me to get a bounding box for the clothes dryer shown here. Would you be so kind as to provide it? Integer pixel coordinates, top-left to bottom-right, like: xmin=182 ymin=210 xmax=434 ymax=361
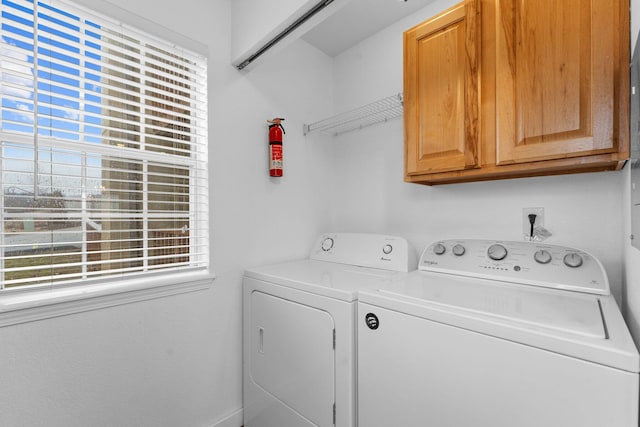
xmin=358 ymin=239 xmax=639 ymax=427
xmin=243 ymin=233 xmax=415 ymax=427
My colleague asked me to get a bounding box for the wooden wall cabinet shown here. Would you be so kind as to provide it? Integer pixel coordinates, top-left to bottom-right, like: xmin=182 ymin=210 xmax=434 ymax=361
xmin=404 ymin=0 xmax=630 ymax=185
xmin=404 ymin=1 xmax=480 ymax=176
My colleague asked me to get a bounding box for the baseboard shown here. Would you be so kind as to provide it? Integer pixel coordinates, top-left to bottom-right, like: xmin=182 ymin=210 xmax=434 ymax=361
xmin=210 ymin=407 xmax=243 ymax=427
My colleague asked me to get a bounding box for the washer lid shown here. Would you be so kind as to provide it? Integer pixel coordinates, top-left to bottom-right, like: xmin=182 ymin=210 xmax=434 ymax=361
xmin=380 ymin=272 xmax=606 ymax=339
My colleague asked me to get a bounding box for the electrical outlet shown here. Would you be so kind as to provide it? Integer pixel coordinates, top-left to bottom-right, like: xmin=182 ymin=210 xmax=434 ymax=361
xmin=522 ymin=207 xmax=544 ymax=238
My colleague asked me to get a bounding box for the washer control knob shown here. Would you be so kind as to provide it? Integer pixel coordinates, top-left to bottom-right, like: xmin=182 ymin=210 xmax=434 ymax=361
xmin=534 ymin=249 xmax=552 ymax=264
xmin=487 ymin=244 xmax=508 ymax=261
xmin=563 ymin=252 xmax=583 ymax=268
xmin=452 ymin=244 xmax=466 ymax=256
xmin=321 ymin=237 xmax=334 ymax=252
xmin=433 ymin=243 xmax=446 ymax=255
xmin=382 ymin=244 xmax=393 ymax=255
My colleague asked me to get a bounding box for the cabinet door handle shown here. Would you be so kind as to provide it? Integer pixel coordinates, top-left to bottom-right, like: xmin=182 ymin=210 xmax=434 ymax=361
xmin=258 ymin=327 xmax=264 ymax=354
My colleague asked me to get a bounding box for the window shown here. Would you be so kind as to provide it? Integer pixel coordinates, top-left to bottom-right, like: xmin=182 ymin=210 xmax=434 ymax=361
xmin=0 ymin=0 xmax=208 ymax=290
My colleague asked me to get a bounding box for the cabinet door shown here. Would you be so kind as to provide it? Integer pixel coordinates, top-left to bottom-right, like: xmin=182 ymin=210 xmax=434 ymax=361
xmin=495 ymin=0 xmax=618 ymax=165
xmin=404 ymin=0 xmax=480 ymax=175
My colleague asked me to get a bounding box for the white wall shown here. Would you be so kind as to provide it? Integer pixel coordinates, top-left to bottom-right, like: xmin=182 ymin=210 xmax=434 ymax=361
xmin=0 ymin=1 xmax=335 ymax=426
xmin=330 ymin=0 xmax=627 ymax=303
xmin=624 ymin=0 xmax=640 ymax=349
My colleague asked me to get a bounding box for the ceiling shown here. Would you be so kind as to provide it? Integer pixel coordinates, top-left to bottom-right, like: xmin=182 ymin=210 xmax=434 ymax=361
xmin=301 ymin=0 xmax=437 ymax=57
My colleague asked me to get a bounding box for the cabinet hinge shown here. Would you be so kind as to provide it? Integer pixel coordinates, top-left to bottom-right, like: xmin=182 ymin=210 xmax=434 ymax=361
xmin=333 ymin=402 xmax=336 ymax=425
xmin=333 ymin=329 xmax=336 ymax=349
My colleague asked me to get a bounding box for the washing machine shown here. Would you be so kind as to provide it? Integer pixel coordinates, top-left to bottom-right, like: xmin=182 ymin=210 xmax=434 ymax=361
xmin=242 ymin=233 xmax=416 ymax=427
xmin=357 ymin=239 xmax=640 ymax=427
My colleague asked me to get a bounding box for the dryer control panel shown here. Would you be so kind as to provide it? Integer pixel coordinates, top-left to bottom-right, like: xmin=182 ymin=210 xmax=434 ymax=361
xmin=420 ymin=239 xmax=610 ymax=295
xmin=311 ymin=233 xmax=416 ymax=272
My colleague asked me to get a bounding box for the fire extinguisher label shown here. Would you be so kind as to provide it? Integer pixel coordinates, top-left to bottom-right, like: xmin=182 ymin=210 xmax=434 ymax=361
xmin=270 ymin=145 xmax=283 ymax=168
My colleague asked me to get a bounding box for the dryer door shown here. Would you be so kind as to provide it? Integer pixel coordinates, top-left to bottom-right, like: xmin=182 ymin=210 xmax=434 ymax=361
xmin=250 ymin=291 xmax=336 ymax=426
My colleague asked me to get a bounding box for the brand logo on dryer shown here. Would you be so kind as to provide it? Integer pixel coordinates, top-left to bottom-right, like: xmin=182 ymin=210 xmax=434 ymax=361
xmin=423 ymin=260 xmax=438 ymax=266
xmin=365 ymin=313 xmax=379 ymax=330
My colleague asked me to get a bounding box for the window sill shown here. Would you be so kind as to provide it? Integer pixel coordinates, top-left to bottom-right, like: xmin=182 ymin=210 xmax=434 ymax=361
xmin=0 ymin=271 xmax=215 ymax=328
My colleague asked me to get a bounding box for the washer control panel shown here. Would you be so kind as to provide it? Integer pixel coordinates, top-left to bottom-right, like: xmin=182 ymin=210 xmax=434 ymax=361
xmin=311 ymin=233 xmax=417 ymax=272
xmin=420 ymin=239 xmax=609 ymax=295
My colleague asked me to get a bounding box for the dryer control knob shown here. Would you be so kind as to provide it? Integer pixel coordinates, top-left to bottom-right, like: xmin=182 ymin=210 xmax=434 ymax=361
xmin=563 ymin=252 xmax=583 ymax=268
xmin=321 ymin=237 xmax=334 ymax=252
xmin=452 ymin=244 xmax=466 ymax=256
xmin=433 ymin=243 xmax=446 ymax=255
xmin=382 ymin=244 xmax=393 ymax=255
xmin=534 ymin=249 xmax=552 ymax=264
xmin=487 ymin=244 xmax=508 ymax=261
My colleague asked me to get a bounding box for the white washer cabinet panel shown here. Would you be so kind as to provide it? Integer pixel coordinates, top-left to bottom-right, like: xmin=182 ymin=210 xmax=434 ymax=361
xmin=250 ymin=291 xmax=335 ymax=426
xmin=357 ymin=303 xmax=639 ymax=427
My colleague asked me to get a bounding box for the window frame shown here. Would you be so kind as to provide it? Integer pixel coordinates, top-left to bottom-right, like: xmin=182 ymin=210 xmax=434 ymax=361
xmin=0 ymin=0 xmax=212 ymax=323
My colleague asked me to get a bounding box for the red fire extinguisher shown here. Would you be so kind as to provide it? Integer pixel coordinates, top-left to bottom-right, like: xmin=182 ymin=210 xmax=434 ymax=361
xmin=268 ymin=118 xmax=285 ymax=177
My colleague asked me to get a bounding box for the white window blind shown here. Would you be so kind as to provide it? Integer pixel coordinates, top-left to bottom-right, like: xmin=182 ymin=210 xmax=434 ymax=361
xmin=0 ymin=0 xmax=208 ymax=289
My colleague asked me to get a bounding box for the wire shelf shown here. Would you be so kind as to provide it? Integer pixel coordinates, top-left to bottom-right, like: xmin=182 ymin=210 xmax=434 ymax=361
xmin=303 ymin=93 xmax=403 ymax=136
